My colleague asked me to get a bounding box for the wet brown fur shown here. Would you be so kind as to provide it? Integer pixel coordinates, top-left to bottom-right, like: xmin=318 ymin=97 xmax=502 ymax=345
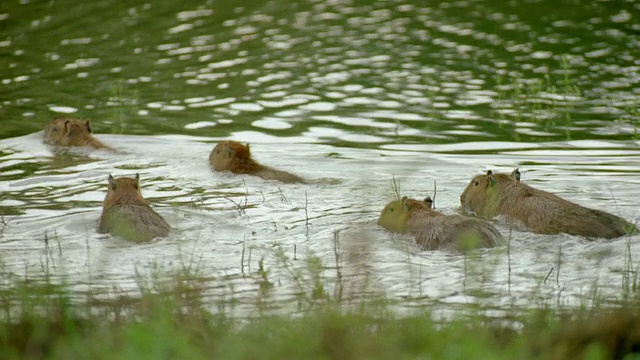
xmin=378 ymin=196 xmax=503 ymax=251
xmin=209 ymin=140 xmax=305 ymax=183
xmin=44 ymin=117 xmax=109 ymax=149
xmin=98 ymin=174 xmax=171 ymax=242
xmin=460 ymin=169 xmax=637 ymax=239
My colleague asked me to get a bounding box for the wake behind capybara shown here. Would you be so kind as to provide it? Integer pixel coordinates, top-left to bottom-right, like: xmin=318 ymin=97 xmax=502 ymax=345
xmin=98 ymin=174 xmax=171 ymax=242
xmin=378 ymin=196 xmax=504 ymax=251
xmin=209 ymin=140 xmax=306 ymax=184
xmin=460 ymin=169 xmax=637 ymax=239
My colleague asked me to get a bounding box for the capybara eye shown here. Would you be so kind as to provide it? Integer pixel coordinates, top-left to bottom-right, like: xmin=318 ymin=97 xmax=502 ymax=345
xmin=216 ymin=150 xmax=219 ymax=154
xmin=474 ymin=181 xmax=478 ymax=186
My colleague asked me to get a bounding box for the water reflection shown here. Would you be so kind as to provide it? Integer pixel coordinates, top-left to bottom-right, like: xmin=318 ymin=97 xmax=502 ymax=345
xmin=1 ymin=0 xmax=639 ymax=143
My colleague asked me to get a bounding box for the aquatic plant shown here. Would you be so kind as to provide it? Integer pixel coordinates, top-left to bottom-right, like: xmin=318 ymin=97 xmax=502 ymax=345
xmin=492 ymin=56 xmax=583 ymax=140
xmin=0 ymin=254 xmax=639 ymax=360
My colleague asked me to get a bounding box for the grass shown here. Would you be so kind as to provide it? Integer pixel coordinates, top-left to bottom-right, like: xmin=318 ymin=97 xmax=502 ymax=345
xmin=0 ymin=276 xmax=639 ymax=360
xmin=107 ymin=79 xmax=140 ymax=134
xmin=622 ymin=227 xmax=640 ymax=299
xmin=620 ymin=99 xmax=640 ymax=140
xmin=492 ymin=56 xmax=584 ymax=140
xmin=0 ymin=225 xmax=639 ymax=360
xmin=492 ymin=56 xmax=640 ymax=142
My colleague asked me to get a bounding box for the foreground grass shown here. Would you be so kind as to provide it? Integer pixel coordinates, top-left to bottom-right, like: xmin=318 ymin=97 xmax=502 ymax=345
xmin=1 ymin=225 xmax=638 ymax=360
xmin=0 ymin=281 xmax=639 ymax=360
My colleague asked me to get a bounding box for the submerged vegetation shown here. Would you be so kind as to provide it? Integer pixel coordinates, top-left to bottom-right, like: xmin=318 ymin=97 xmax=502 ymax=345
xmin=490 ymin=56 xmax=640 ymax=143
xmin=492 ymin=57 xmax=584 ymax=141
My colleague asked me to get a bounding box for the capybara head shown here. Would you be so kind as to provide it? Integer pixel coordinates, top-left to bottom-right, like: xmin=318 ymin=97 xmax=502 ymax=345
xmin=103 ymin=173 xmax=145 ymax=208
xmin=460 ymin=169 xmax=520 ymax=217
xmin=44 ymin=117 xmax=94 ymax=146
xmin=209 ymin=141 xmax=251 ymax=171
xmin=379 ymin=196 xmax=432 ymax=233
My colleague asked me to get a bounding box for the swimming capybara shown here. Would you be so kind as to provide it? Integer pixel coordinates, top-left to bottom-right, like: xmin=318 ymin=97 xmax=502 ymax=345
xmin=460 ymin=169 xmax=637 ymax=239
xmin=378 ymin=196 xmax=504 ymax=251
xmin=209 ymin=140 xmax=306 ymax=183
xmin=44 ymin=117 xmax=109 ymax=149
xmin=98 ymin=174 xmax=171 ymax=242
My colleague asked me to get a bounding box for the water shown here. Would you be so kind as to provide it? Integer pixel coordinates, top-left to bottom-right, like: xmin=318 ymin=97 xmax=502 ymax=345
xmin=1 ymin=0 xmax=639 ymax=316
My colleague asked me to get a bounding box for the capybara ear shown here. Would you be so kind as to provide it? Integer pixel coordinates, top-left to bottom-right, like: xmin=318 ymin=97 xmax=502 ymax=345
xmin=225 ymin=144 xmax=233 ymax=158
xmin=246 ymin=143 xmax=251 ymax=156
xmin=63 ymin=119 xmax=72 ymax=134
xmin=487 ymin=170 xmax=496 ymax=186
xmin=108 ymin=174 xmax=117 ymax=190
xmin=84 ymin=120 xmax=92 ymax=133
xmin=424 ymin=196 xmax=433 ymax=209
xmin=511 ymin=168 xmax=521 ymax=181
xmin=401 ymin=196 xmax=411 ymax=211
xmin=134 ymin=173 xmax=140 ymax=189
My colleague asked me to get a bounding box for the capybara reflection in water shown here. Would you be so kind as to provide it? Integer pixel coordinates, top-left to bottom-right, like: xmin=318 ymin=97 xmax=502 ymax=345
xmin=209 ymin=140 xmax=306 ymax=183
xmin=44 ymin=117 xmax=109 ymax=149
xmin=378 ymin=196 xmax=503 ymax=251
xmin=460 ymin=169 xmax=637 ymax=239
xmin=98 ymin=174 xmax=171 ymax=242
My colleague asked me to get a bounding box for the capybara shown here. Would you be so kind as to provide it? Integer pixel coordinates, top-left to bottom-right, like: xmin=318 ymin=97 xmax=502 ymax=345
xmin=378 ymin=196 xmax=504 ymax=251
xmin=460 ymin=169 xmax=637 ymax=239
xmin=44 ymin=117 xmax=109 ymax=149
xmin=98 ymin=174 xmax=171 ymax=242
xmin=209 ymin=140 xmax=306 ymax=183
